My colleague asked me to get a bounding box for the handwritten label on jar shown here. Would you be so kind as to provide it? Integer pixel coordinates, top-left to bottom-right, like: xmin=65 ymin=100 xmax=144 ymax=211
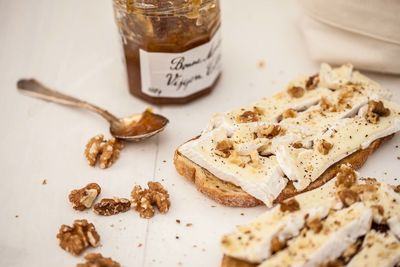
xmin=139 ymin=29 xmax=222 ymax=98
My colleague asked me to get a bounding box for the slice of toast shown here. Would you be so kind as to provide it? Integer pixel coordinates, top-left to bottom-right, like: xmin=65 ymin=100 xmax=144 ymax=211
xmin=174 ymin=135 xmax=393 ymax=208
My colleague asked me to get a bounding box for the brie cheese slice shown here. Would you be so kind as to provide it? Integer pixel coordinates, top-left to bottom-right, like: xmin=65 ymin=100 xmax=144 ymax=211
xmin=347 ymin=230 xmax=400 ymax=267
xmin=258 ymin=203 xmax=372 ymax=267
xmin=220 ymin=179 xmax=340 ymax=263
xmin=276 ymin=100 xmax=400 ymax=191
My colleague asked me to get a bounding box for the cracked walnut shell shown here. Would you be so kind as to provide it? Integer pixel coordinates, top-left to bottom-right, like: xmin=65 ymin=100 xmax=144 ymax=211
xmin=69 ymin=183 xmax=101 ymax=211
xmin=77 ymin=253 xmax=121 ymax=267
xmin=56 ymin=219 xmax=100 ymax=256
xmin=131 ymin=182 xmax=170 ymax=219
xmin=84 ymin=135 xmax=123 ymax=169
xmin=93 ymin=198 xmax=131 ymax=216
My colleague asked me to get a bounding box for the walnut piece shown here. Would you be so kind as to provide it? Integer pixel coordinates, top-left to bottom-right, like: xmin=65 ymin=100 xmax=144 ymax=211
xmin=394 ymin=185 xmax=400 ymax=193
xmin=237 ymin=110 xmax=259 ymax=123
xmin=280 ymin=198 xmax=300 ymax=212
xmin=76 ymin=253 xmax=120 ymax=267
xmin=281 ymin=108 xmax=297 ymax=119
xmin=131 ymin=182 xmax=170 ymax=219
xmin=317 ymin=139 xmax=333 ymax=155
xmin=291 ymin=142 xmax=303 ymax=149
xmin=337 ymin=188 xmax=360 ymax=207
xmin=335 ymin=164 xmax=357 ymax=188
xmin=57 ymin=219 xmax=100 ymax=256
xmin=84 ymin=135 xmax=123 ymax=169
xmin=365 ymin=100 xmax=390 ymax=124
xmin=258 ymin=125 xmax=283 ymax=139
xmin=85 ymin=135 xmax=104 ymax=166
xmin=305 ymin=74 xmax=319 ymax=90
xmin=270 ymin=236 xmax=285 ymax=253
xmin=320 ymin=97 xmax=336 ymax=112
xmin=215 ymin=139 xmax=234 ymax=158
xmin=287 ymin=86 xmax=305 ymax=98
xmin=69 ymin=183 xmax=101 ymax=211
xmin=93 ymin=198 xmax=131 ymax=216
xmin=306 ymin=218 xmax=323 ymax=233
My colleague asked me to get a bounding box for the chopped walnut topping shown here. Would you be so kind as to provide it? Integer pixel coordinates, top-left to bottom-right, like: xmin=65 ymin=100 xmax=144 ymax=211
xmin=371 ymin=204 xmax=384 ymax=216
xmin=93 ymin=198 xmax=131 ymax=216
xmin=76 ymin=253 xmax=120 ymax=267
xmin=215 ymin=139 xmax=234 ymax=158
xmin=237 ymin=111 xmax=259 ymax=123
xmin=365 ymin=100 xmax=391 ymax=124
xmin=337 ymin=87 xmax=354 ymax=107
xmin=320 ymin=97 xmax=336 ymax=112
xmin=69 ymin=183 xmax=101 ymax=211
xmin=131 ymin=182 xmax=170 ymax=219
xmin=287 ymin=86 xmax=305 ymax=98
xmin=335 ymin=164 xmax=357 ymax=188
xmin=270 ymin=236 xmax=285 ymax=253
xmin=84 ymin=135 xmax=123 ymax=169
xmin=306 ymin=218 xmax=323 ymax=233
xmin=305 ymin=74 xmax=319 ymax=90
xmin=317 ymin=139 xmax=333 ymax=155
xmin=291 ymin=142 xmax=303 ymax=149
xmin=249 ymin=150 xmax=261 ymax=168
xmin=394 ymin=185 xmax=400 ymax=193
xmin=280 ymin=198 xmax=300 ymax=212
xmin=342 ymin=239 xmax=362 ymax=262
xmin=258 ymin=125 xmax=283 ymax=139
xmin=281 ymin=108 xmax=297 ymax=119
xmin=337 ymin=189 xmax=360 ymax=207
xmin=56 ymin=219 xmax=100 ymax=256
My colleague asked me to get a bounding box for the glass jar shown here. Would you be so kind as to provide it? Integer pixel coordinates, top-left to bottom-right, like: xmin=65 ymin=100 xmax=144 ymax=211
xmin=113 ymin=0 xmax=222 ymax=105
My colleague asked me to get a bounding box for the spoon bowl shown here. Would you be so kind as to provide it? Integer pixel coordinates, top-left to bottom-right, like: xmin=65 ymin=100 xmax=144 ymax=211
xmin=17 ymin=79 xmax=169 ymax=141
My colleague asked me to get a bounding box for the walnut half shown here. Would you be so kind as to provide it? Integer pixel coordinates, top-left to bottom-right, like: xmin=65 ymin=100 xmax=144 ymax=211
xmin=131 ymin=182 xmax=170 ymax=219
xmin=56 ymin=219 xmax=100 ymax=256
xmin=69 ymin=183 xmax=101 ymax=211
xmin=77 ymin=253 xmax=120 ymax=267
xmin=93 ymin=198 xmax=131 ymax=216
xmin=84 ymin=135 xmax=124 ymax=169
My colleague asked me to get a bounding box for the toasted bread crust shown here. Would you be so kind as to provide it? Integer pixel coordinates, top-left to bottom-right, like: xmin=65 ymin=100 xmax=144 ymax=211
xmin=221 ymin=255 xmax=256 ymax=267
xmin=174 ymin=135 xmax=393 ymax=208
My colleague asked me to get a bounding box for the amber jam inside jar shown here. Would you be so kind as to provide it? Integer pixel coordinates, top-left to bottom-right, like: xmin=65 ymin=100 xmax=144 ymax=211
xmin=113 ymin=0 xmax=221 ymax=105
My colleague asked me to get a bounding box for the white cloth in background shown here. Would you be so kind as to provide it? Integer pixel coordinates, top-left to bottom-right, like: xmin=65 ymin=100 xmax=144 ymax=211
xmin=299 ymin=0 xmax=400 ymax=74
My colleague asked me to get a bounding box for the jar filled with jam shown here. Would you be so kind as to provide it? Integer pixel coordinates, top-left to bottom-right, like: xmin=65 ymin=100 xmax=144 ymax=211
xmin=113 ymin=0 xmax=222 ymax=104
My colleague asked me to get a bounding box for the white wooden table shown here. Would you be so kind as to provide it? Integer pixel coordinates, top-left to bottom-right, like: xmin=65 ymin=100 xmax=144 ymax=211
xmin=1 ymin=1 xmax=399 ymax=266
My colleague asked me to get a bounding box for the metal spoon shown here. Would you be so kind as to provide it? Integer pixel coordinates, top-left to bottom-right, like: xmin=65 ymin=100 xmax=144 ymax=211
xmin=17 ymin=79 xmax=169 ymax=141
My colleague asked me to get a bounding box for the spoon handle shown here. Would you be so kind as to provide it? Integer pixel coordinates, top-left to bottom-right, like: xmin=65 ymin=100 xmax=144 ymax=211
xmin=17 ymin=79 xmax=119 ymax=123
